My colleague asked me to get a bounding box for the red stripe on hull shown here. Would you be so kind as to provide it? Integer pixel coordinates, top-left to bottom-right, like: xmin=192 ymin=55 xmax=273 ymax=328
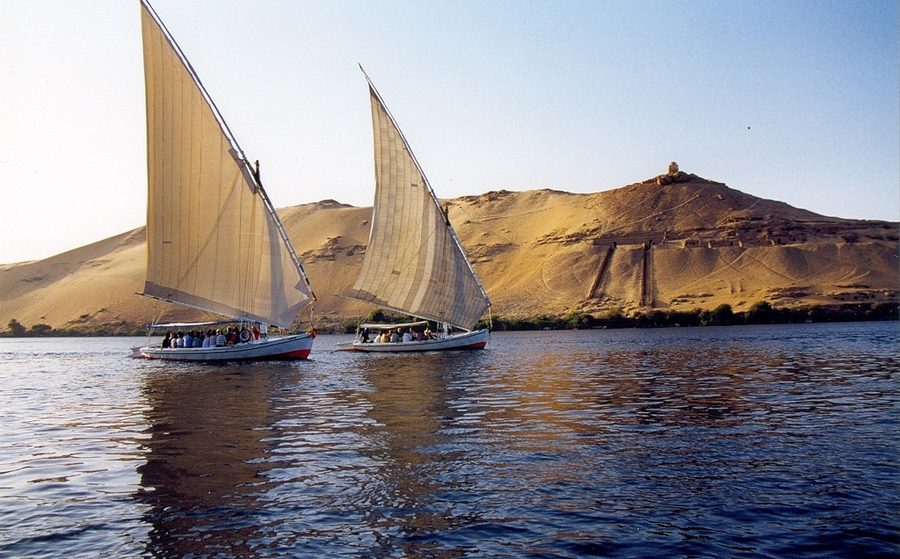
xmin=270 ymin=348 xmax=311 ymax=360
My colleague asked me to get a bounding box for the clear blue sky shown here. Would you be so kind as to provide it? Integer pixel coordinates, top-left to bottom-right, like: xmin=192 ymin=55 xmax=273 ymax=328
xmin=1 ymin=0 xmax=897 ymax=264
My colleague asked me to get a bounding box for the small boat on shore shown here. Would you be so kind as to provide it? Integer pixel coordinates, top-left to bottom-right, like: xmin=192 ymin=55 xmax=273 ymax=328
xmin=344 ymin=69 xmax=491 ymax=353
xmin=133 ymin=1 xmax=316 ymax=361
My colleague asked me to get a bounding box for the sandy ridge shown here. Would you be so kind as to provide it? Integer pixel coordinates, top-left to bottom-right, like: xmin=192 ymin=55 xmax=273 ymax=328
xmin=1 ymin=173 xmax=896 ymax=331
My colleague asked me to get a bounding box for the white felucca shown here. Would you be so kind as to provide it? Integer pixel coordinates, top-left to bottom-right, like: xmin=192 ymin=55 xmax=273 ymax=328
xmin=134 ymin=1 xmax=316 ymax=361
xmin=346 ymin=70 xmax=491 ymax=352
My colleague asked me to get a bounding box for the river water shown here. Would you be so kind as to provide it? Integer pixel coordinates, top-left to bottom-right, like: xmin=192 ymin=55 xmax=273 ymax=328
xmin=0 ymin=322 xmax=897 ymax=558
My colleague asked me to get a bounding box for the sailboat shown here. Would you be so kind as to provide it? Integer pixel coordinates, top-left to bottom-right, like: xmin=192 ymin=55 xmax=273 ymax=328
xmin=133 ymin=1 xmax=316 ymax=361
xmin=345 ymin=69 xmax=491 ymax=352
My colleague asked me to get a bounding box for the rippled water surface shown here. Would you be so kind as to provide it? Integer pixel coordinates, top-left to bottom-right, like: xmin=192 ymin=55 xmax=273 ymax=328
xmin=1 ymin=322 xmax=898 ymax=558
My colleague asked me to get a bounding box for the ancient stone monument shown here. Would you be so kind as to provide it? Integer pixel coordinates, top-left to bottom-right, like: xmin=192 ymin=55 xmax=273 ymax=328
xmin=656 ymin=161 xmax=690 ymax=186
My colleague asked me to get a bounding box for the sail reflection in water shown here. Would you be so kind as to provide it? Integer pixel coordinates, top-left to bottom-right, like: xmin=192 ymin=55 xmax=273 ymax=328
xmin=134 ymin=325 xmax=900 ymax=557
xmin=136 ymin=364 xmax=288 ymax=556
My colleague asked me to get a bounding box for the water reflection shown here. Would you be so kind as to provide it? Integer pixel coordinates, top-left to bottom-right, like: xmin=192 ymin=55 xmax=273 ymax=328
xmin=250 ymin=350 xmax=496 ymax=557
xmin=136 ymin=363 xmax=296 ymax=558
xmin=121 ymin=325 xmax=898 ymax=558
xmin=353 ymin=353 xmax=483 ymax=555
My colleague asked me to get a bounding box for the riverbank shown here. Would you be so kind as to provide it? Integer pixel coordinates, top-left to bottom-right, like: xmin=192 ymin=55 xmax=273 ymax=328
xmin=4 ymin=301 xmax=895 ymax=337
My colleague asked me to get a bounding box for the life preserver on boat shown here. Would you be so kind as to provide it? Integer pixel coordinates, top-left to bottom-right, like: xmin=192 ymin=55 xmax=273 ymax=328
xmin=239 ymin=328 xmax=252 ymax=343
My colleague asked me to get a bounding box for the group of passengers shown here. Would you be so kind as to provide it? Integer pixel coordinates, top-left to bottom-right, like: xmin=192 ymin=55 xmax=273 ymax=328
xmin=161 ymin=324 xmax=261 ymax=349
xmin=359 ymin=326 xmax=435 ymax=344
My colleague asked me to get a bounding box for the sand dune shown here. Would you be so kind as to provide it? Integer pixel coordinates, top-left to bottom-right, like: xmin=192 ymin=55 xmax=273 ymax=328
xmin=1 ymin=172 xmax=897 ymax=332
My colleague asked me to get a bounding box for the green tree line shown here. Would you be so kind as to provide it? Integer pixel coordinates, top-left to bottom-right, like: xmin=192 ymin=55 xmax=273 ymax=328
xmin=482 ymin=301 xmax=899 ymax=331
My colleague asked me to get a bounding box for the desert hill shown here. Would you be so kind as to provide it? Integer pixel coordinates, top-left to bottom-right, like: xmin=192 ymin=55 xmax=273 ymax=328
xmin=1 ymin=169 xmax=897 ymax=332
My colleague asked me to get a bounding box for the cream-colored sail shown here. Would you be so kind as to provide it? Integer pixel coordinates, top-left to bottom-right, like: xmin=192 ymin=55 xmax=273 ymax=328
xmin=350 ymin=76 xmax=490 ymax=331
xmin=140 ymin=2 xmax=313 ymax=327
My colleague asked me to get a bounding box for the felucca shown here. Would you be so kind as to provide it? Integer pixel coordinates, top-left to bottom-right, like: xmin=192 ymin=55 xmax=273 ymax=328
xmin=345 ymin=69 xmax=491 ymax=352
xmin=133 ymin=1 xmax=316 ymax=361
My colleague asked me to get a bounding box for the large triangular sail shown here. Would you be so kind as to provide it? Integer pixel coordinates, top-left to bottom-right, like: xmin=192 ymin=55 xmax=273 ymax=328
xmin=349 ymin=72 xmax=490 ymax=331
xmin=140 ymin=1 xmax=313 ymax=327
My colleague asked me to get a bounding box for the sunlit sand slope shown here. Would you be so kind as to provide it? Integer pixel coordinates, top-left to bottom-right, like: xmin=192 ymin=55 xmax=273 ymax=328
xmin=1 ymin=173 xmax=896 ymax=330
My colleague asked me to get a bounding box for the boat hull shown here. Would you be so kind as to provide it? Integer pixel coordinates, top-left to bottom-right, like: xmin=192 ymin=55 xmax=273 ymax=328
xmin=346 ymin=329 xmax=489 ymax=352
xmin=134 ymin=333 xmax=313 ymax=361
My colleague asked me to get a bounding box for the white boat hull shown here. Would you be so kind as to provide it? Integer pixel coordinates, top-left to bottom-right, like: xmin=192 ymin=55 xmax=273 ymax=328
xmin=345 ymin=329 xmax=489 ymax=352
xmin=134 ymin=333 xmax=313 ymax=361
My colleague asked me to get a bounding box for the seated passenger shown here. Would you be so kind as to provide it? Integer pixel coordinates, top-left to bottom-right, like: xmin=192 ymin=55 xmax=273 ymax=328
xmin=215 ymin=329 xmax=226 ymax=347
xmin=402 ymin=329 xmax=412 ymax=343
xmin=161 ymin=332 xmax=172 ymax=348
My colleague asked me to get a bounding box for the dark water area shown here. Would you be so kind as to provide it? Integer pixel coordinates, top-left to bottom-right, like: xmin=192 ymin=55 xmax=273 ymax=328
xmin=0 ymin=322 xmax=897 ymax=558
